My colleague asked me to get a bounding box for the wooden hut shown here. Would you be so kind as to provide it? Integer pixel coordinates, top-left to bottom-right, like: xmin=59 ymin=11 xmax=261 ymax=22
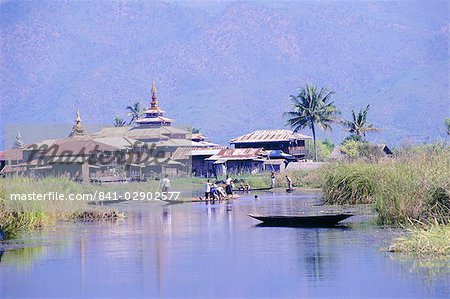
xmin=230 ymin=129 xmax=312 ymax=159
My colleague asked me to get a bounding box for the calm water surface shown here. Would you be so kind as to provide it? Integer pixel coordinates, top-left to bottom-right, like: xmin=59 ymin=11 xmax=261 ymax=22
xmin=1 ymin=192 xmax=449 ymax=298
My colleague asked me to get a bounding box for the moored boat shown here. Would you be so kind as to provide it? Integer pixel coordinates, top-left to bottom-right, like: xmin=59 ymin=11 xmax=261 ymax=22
xmin=248 ymin=213 xmax=353 ymax=227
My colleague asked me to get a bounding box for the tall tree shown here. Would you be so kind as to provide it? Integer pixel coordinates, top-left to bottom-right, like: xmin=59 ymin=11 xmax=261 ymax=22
xmin=113 ymin=115 xmax=127 ymax=127
xmin=126 ymin=102 xmax=143 ymax=124
xmin=343 ymin=105 xmax=380 ymax=138
xmin=285 ymin=84 xmax=339 ymax=161
xmin=186 ymin=125 xmax=201 ymax=134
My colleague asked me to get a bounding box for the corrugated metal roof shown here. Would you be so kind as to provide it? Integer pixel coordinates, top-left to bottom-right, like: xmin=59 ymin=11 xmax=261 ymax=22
xmin=171 ymin=147 xmax=225 ymax=160
xmin=206 ymin=148 xmax=267 ymax=161
xmin=191 ymin=141 xmax=221 ymax=147
xmin=2 ymin=148 xmax=24 ymax=161
xmin=135 ymin=116 xmax=173 ymax=123
xmin=156 ymin=139 xmax=193 ymax=147
xmin=33 ymin=139 xmax=120 ymax=157
xmin=93 ymin=137 xmax=137 ymax=149
xmin=0 ymin=165 xmax=27 ymax=173
xmin=230 ymin=130 xmax=312 ymax=144
xmin=92 ymin=126 xmax=189 ymax=139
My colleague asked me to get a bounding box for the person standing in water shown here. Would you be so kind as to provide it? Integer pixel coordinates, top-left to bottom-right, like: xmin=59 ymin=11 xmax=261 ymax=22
xmin=285 ymin=175 xmax=292 ymax=191
xmin=270 ymin=171 xmax=276 ymax=188
xmin=204 ymin=179 xmax=211 ymax=200
xmin=161 ymin=174 xmax=170 ymax=193
xmin=225 ymin=175 xmax=234 ymax=197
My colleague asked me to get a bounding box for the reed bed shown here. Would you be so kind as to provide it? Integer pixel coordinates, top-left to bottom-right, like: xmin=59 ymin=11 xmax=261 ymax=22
xmin=322 ymin=145 xmax=450 ymax=224
xmin=389 ymin=220 xmax=450 ymax=255
xmin=0 ymin=177 xmax=123 ymax=239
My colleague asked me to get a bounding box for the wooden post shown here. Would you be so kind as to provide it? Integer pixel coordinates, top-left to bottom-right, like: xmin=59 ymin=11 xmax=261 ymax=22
xmin=81 ymin=161 xmax=90 ymax=183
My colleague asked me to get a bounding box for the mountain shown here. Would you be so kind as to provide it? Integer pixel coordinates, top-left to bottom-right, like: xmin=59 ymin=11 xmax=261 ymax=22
xmin=1 ymin=0 xmax=448 ymax=149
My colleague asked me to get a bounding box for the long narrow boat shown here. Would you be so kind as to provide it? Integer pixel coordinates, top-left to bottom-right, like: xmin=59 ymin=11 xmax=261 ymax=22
xmin=248 ymin=213 xmax=353 ymax=227
xmin=163 ymin=195 xmax=242 ymax=204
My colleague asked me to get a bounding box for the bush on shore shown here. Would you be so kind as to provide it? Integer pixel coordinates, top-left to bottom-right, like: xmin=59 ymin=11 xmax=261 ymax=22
xmin=322 ymin=144 xmax=450 ymax=224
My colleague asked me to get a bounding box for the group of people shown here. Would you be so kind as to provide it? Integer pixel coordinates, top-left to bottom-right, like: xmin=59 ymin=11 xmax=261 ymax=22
xmin=271 ymin=171 xmax=293 ymax=190
xmin=203 ymin=175 xmax=234 ymax=201
xmin=160 ymin=171 xmax=294 ymax=201
xmin=238 ymin=183 xmax=251 ymax=193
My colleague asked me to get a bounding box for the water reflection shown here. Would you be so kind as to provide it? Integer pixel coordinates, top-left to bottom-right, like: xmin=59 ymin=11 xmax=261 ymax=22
xmin=1 ymin=193 xmax=449 ymax=298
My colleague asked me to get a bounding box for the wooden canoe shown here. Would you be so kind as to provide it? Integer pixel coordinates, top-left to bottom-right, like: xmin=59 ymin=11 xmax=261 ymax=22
xmin=163 ymin=195 xmax=242 ymax=204
xmin=248 ymin=213 xmax=353 ymax=227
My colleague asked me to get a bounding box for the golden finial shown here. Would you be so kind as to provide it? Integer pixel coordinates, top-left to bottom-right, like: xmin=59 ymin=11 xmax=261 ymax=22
xmin=76 ymin=107 xmax=81 ymax=123
xmin=152 ymin=81 xmax=157 ymax=95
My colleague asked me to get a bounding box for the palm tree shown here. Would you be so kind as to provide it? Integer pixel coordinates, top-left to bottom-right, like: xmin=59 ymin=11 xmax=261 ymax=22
xmin=343 ymin=105 xmax=380 ymax=139
xmin=113 ymin=115 xmax=127 ymax=127
xmin=126 ymin=102 xmax=143 ymax=124
xmin=285 ymin=84 xmax=339 ymax=162
xmin=186 ymin=125 xmax=201 ymax=134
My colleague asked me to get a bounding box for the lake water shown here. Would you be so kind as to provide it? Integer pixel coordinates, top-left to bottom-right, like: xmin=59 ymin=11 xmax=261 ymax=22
xmin=1 ymin=192 xmax=449 ymax=298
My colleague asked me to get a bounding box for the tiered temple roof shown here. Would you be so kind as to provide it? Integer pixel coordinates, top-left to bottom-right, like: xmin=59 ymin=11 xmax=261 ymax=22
xmin=135 ymin=82 xmax=173 ymax=127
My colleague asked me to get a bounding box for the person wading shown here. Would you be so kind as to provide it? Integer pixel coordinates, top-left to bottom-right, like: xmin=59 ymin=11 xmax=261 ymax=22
xmin=204 ymin=179 xmax=211 ymax=200
xmin=161 ymin=174 xmax=170 ymax=193
xmin=270 ymin=171 xmax=276 ymax=188
xmin=285 ymin=175 xmax=293 ymax=191
xmin=225 ymin=175 xmax=234 ymax=197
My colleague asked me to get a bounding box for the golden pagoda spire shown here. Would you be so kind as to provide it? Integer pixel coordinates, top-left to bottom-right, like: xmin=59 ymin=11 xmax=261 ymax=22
xmin=76 ymin=107 xmax=82 ymax=123
xmin=152 ymin=81 xmax=157 ymax=96
xmin=69 ymin=108 xmax=88 ymax=138
xmin=151 ymin=81 xmax=158 ymax=107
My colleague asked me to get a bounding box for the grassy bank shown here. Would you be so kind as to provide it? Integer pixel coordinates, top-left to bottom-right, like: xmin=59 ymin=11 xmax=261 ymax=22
xmin=0 ymin=177 xmax=124 ymax=239
xmin=322 ymin=145 xmax=450 ymax=224
xmin=389 ymin=221 xmax=450 ymax=255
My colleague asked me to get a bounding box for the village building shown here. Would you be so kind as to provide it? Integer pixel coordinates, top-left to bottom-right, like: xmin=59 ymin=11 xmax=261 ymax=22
xmin=171 ymin=146 xmax=226 ymax=177
xmin=0 ymin=148 xmax=25 ymax=176
xmin=230 ymin=129 xmax=312 ymax=160
xmin=205 ymin=148 xmax=268 ymax=176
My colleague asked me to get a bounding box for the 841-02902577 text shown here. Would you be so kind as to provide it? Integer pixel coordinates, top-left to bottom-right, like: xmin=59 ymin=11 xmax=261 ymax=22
xmin=97 ymin=191 xmax=181 ymax=201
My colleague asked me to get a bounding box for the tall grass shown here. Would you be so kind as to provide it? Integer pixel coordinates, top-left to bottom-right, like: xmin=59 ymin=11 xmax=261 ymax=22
xmin=0 ymin=177 xmax=123 ymax=239
xmin=322 ymin=145 xmax=450 ymax=224
xmin=389 ymin=220 xmax=450 ymax=255
xmin=322 ymin=162 xmax=378 ymax=204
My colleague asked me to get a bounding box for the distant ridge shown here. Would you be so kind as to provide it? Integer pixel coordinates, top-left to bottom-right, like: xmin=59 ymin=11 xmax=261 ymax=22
xmin=1 ymin=0 xmax=448 ymax=149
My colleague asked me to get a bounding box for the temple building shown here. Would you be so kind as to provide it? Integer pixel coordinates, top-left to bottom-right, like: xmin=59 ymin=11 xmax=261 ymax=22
xmin=1 ymin=82 xmax=232 ymax=180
